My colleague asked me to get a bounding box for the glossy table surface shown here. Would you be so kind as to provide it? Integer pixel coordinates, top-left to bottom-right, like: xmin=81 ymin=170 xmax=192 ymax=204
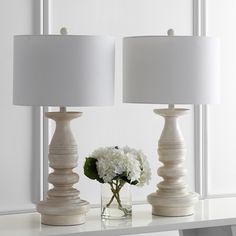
xmin=1 ymin=197 xmax=236 ymax=236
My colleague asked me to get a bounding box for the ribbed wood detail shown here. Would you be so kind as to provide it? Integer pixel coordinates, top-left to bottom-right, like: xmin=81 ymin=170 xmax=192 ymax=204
xmin=147 ymin=108 xmax=198 ymax=216
xmin=37 ymin=112 xmax=89 ymax=226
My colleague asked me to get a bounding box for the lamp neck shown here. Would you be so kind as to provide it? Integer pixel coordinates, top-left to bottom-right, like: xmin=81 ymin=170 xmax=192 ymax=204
xmin=168 ymin=104 xmax=175 ymax=110
xmin=60 ymin=107 xmax=67 ymax=112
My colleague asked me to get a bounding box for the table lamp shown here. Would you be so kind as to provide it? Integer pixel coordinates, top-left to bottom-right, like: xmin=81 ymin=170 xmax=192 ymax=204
xmin=123 ymin=29 xmax=220 ymax=216
xmin=13 ymin=33 xmax=115 ymax=225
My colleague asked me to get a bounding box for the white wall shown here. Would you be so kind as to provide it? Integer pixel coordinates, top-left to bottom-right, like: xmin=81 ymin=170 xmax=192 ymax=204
xmin=49 ymin=0 xmax=195 ymax=206
xmin=0 ymin=2 xmax=196 ymax=236
xmin=0 ymin=0 xmax=38 ymax=213
xmin=206 ymin=0 xmax=236 ymax=195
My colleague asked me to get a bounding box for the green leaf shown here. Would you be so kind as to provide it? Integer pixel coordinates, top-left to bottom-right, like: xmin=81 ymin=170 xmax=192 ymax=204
xmin=83 ymin=157 xmax=104 ymax=183
xmin=119 ymin=172 xmax=139 ymax=185
xmin=130 ymin=180 xmax=139 ymax=185
xmin=120 ymin=175 xmax=130 ymax=183
xmin=119 ymin=172 xmax=131 ymax=184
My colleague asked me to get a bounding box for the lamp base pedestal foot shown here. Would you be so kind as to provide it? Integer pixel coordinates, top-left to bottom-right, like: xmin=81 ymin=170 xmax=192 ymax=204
xmin=147 ymin=192 xmax=198 ymax=217
xmin=37 ymin=199 xmax=89 ymax=226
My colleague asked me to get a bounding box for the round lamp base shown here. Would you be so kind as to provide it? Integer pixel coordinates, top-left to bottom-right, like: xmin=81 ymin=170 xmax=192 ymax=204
xmin=37 ymin=199 xmax=89 ymax=226
xmin=147 ymin=192 xmax=199 ymax=217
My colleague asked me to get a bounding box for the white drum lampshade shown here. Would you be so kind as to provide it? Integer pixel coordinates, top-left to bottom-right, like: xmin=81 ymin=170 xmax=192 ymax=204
xmin=13 ymin=34 xmax=115 ymax=226
xmin=13 ymin=35 xmax=115 ymax=106
xmin=123 ymin=33 xmax=220 ymax=217
xmin=123 ymin=36 xmax=220 ymax=104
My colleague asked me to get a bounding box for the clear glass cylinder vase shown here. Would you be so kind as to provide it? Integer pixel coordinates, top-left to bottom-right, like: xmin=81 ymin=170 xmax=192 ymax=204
xmin=101 ymin=181 xmax=132 ymax=219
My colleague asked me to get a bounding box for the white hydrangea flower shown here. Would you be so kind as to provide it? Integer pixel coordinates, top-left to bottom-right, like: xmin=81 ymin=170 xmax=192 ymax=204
xmin=123 ymin=146 xmax=151 ymax=186
xmin=90 ymin=146 xmax=151 ymax=185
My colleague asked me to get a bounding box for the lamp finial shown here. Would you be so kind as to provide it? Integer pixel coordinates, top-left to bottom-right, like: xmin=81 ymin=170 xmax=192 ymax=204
xmin=167 ymin=29 xmax=175 ymax=36
xmin=60 ymin=27 xmax=68 ymax=35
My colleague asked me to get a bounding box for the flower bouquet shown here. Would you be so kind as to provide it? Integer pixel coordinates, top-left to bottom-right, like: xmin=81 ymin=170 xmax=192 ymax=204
xmin=84 ymin=146 xmax=151 ymax=219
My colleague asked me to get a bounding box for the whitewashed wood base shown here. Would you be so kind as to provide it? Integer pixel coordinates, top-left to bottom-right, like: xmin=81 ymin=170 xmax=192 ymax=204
xmin=147 ymin=108 xmax=199 ymax=217
xmin=37 ymin=111 xmax=89 ymax=226
xmin=148 ymin=192 xmax=198 ymax=216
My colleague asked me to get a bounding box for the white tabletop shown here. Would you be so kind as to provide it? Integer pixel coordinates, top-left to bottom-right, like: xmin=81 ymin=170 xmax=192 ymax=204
xmin=1 ymin=197 xmax=236 ymax=236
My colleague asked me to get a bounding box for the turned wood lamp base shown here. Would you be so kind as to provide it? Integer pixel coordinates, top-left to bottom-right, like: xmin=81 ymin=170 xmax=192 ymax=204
xmin=148 ymin=192 xmax=198 ymax=217
xmin=147 ymin=105 xmax=199 ymax=217
xmin=37 ymin=108 xmax=89 ymax=226
xmin=38 ymin=199 xmax=89 ymax=226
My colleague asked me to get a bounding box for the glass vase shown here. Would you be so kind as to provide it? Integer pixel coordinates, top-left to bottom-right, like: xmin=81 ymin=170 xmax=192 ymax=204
xmin=101 ymin=180 xmax=132 ymax=219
